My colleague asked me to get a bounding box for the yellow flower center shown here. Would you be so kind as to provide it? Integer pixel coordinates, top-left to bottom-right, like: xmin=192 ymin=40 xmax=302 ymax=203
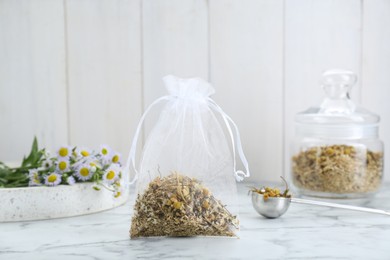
xmin=114 ymin=192 xmax=121 ymax=198
xmin=59 ymin=147 xmax=68 ymax=157
xmin=106 ymin=170 xmax=115 ymax=180
xmin=48 ymin=174 xmax=57 ymax=183
xmin=80 ymin=167 xmax=90 ymax=177
xmin=58 ymin=161 xmax=67 ymax=171
xmin=112 ymin=155 xmax=119 ymax=163
xmin=102 ymin=148 xmax=108 ymax=155
xmin=81 ymin=150 xmax=89 ymax=157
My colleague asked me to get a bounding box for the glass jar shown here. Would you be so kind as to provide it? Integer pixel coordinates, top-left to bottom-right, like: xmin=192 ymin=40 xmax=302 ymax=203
xmin=291 ymin=70 xmax=384 ymax=199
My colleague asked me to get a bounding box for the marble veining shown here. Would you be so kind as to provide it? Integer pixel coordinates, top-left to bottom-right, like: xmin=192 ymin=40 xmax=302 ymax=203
xmin=0 ymin=183 xmax=389 ymax=260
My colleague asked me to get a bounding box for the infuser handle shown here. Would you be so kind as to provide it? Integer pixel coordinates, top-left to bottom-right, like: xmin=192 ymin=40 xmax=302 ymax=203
xmin=291 ymin=198 xmax=390 ymax=216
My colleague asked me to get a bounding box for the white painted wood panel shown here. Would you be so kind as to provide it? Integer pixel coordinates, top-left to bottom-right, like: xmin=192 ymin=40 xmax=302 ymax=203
xmin=1 ymin=0 xmax=390 ymax=184
xmin=0 ymin=0 xmax=68 ymax=161
xmin=284 ymin=0 xmax=362 ymax=178
xmin=142 ymin=0 xmax=209 ymax=106
xmin=65 ymin=0 xmax=142 ymax=160
xmin=209 ymin=0 xmax=284 ymax=182
xmin=362 ymin=0 xmax=390 ymax=182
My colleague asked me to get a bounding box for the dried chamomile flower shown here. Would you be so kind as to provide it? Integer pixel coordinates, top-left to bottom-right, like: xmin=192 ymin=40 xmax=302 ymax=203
xmin=130 ymin=172 xmax=239 ymax=238
xmin=292 ymin=145 xmax=383 ymax=193
xmin=249 ymin=177 xmax=292 ymax=201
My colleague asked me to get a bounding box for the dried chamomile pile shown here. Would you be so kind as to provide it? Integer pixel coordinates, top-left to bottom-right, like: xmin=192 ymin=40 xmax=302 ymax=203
xmin=130 ymin=172 xmax=239 ymax=238
xmin=292 ymin=145 xmax=383 ymax=193
xmin=249 ymin=177 xmax=292 ymax=201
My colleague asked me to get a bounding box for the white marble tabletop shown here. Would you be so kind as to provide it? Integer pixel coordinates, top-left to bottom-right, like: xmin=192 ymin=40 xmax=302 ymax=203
xmin=1 ymin=183 xmax=390 ymax=260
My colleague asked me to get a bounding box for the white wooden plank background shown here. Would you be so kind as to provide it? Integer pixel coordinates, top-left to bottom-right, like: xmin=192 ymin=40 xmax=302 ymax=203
xmin=0 ymin=0 xmax=68 ymax=161
xmin=362 ymin=0 xmax=390 ymax=182
xmin=0 ymin=0 xmax=389 ymax=182
xmin=142 ymin=0 xmax=209 ymax=104
xmin=209 ymin=0 xmax=284 ymax=181
xmin=65 ymin=0 xmax=142 ymax=159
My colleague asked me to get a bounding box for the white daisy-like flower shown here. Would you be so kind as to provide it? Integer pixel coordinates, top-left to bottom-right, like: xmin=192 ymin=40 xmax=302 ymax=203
xmin=99 ymin=145 xmax=112 ymax=161
xmin=57 ymin=145 xmax=71 ymax=158
xmin=28 ymin=169 xmax=42 ymax=186
xmin=72 ymin=157 xmax=96 ymax=172
xmin=67 ymin=176 xmax=76 ymax=185
xmin=56 ymin=158 xmax=70 ymax=172
xmin=103 ymin=165 xmax=120 ymax=184
xmin=44 ymin=173 xmax=62 ymax=186
xmin=88 ymin=160 xmax=100 ymax=169
xmin=76 ymin=147 xmax=92 ymax=158
xmin=28 ymin=169 xmax=39 ymax=178
xmin=76 ymin=159 xmax=99 ymax=173
xmin=110 ymin=153 xmax=121 ymax=164
xmin=75 ymin=164 xmax=93 ymax=181
xmin=41 ymin=158 xmax=53 ymax=169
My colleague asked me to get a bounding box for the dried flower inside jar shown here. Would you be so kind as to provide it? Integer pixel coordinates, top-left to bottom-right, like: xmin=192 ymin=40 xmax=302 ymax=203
xmin=292 ymin=145 xmax=383 ymax=193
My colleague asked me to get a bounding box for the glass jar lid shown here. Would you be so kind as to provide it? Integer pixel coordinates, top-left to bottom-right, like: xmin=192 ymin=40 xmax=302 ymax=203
xmin=295 ymin=69 xmax=380 ymax=138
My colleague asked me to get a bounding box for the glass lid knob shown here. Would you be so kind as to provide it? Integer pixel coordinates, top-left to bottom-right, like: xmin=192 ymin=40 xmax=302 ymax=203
xmin=319 ymin=69 xmax=357 ymax=115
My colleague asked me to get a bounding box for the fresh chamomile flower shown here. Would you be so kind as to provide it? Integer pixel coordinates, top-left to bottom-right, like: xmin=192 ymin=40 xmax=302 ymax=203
xmin=41 ymin=158 xmax=53 ymax=169
xmin=76 ymin=147 xmax=92 ymax=158
xmin=99 ymin=145 xmax=112 ymax=161
xmin=75 ymin=164 xmax=93 ymax=181
xmin=28 ymin=169 xmax=42 ymax=186
xmin=111 ymin=153 xmax=121 ymax=164
xmin=28 ymin=169 xmax=39 ymax=178
xmin=29 ymin=179 xmax=42 ymax=187
xmin=103 ymin=165 xmax=120 ymax=184
xmin=57 ymin=145 xmax=71 ymax=158
xmin=88 ymin=159 xmax=100 ymax=168
xmin=44 ymin=173 xmax=62 ymax=186
xmin=80 ymin=159 xmax=100 ymax=173
xmin=56 ymin=158 xmax=70 ymax=172
xmin=66 ymin=176 xmax=76 ymax=185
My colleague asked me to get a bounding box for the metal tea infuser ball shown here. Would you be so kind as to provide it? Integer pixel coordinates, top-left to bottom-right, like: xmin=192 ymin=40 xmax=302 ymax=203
xmin=251 ymin=192 xmax=390 ymax=219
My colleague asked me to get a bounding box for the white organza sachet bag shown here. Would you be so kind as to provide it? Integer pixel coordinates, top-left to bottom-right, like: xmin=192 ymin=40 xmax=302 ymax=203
xmin=127 ymin=75 xmax=249 ymax=238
